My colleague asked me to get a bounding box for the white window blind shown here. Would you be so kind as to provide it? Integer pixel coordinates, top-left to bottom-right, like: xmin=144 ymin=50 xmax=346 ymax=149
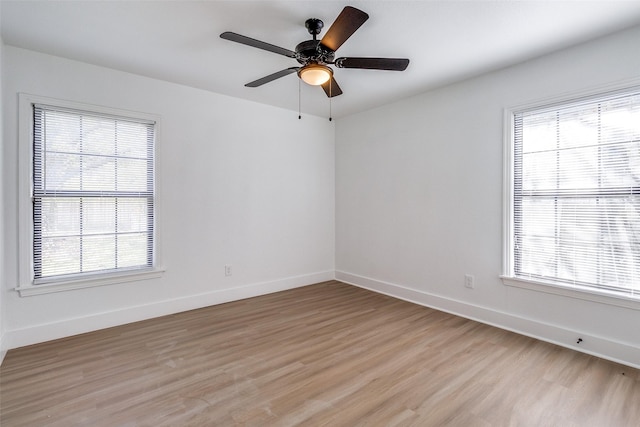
xmin=512 ymin=89 xmax=640 ymax=297
xmin=33 ymin=104 xmax=155 ymax=283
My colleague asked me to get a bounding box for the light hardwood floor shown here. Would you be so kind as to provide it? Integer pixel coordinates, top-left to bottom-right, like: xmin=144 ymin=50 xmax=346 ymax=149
xmin=1 ymin=281 xmax=638 ymax=426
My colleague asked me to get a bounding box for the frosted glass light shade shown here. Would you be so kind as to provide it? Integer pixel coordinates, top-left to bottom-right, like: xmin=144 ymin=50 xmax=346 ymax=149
xmin=299 ymin=64 xmax=332 ymax=86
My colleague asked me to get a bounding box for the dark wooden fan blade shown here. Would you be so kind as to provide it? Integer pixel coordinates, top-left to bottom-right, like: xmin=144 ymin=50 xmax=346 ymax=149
xmin=321 ymin=76 xmax=343 ymax=98
xmin=245 ymin=67 xmax=299 ymax=87
xmin=220 ymin=32 xmax=297 ymax=58
xmin=335 ymin=57 xmax=410 ymax=71
xmin=319 ymin=6 xmax=369 ymax=52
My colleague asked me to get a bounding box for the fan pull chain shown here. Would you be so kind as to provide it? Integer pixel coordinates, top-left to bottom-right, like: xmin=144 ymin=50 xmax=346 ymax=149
xmin=329 ymin=79 xmax=332 ymax=121
xmin=298 ymin=79 xmax=302 ymax=119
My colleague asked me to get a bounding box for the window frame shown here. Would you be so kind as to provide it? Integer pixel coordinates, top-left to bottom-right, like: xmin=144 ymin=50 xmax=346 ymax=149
xmin=501 ymin=81 xmax=640 ymax=311
xmin=17 ymin=94 xmax=164 ymax=297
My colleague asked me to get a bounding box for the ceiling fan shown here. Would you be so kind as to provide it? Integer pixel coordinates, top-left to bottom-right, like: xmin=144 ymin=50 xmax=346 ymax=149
xmin=220 ymin=6 xmax=410 ymax=98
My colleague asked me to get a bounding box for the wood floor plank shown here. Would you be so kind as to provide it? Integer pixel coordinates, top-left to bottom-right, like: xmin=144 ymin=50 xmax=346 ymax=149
xmin=1 ymin=281 xmax=638 ymax=426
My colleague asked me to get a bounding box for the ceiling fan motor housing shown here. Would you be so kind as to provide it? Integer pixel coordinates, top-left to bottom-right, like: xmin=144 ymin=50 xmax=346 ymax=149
xmin=295 ymin=39 xmax=334 ymax=65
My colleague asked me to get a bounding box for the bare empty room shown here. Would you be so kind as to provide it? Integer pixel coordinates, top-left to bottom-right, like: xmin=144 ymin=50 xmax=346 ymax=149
xmin=1 ymin=1 xmax=639 ymax=425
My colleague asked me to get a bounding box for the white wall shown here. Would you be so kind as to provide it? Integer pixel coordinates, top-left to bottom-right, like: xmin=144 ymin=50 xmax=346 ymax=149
xmin=0 ymin=26 xmax=6 ymax=364
xmin=2 ymin=47 xmax=335 ymax=350
xmin=336 ymin=25 xmax=640 ymax=368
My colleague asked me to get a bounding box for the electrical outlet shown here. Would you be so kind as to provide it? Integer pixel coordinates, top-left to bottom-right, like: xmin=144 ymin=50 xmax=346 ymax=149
xmin=464 ymin=274 xmax=474 ymax=289
xmin=225 ymin=265 xmax=232 ymax=277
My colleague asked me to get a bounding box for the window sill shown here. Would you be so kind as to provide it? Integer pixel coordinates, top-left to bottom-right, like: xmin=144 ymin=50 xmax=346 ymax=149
xmin=500 ymin=276 xmax=640 ymax=311
xmin=15 ymin=268 xmax=165 ymax=297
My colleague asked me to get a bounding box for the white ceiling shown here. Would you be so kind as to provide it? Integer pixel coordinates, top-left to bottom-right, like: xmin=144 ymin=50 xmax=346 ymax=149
xmin=2 ymin=1 xmax=640 ymax=119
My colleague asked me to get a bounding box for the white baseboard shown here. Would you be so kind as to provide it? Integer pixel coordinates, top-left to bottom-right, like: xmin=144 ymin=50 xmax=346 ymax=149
xmin=336 ymin=271 xmax=640 ymax=370
xmin=4 ymin=270 xmax=335 ymax=351
xmin=7 ymin=270 xmax=637 ymax=370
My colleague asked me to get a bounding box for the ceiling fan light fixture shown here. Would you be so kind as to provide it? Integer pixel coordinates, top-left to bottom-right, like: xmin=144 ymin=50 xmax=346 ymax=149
xmin=298 ymin=64 xmax=332 ymax=86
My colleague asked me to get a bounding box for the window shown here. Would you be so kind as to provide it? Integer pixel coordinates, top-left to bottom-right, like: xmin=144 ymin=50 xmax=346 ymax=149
xmin=18 ymin=95 xmax=163 ymax=296
xmin=503 ymin=86 xmax=640 ymax=305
